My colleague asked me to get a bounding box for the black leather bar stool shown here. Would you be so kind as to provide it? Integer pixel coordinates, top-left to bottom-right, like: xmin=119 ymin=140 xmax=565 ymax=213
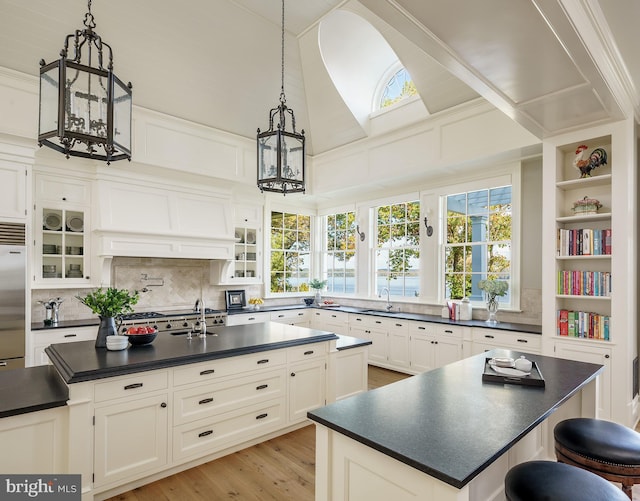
xmin=554 ymin=417 xmax=640 ymax=499
xmin=505 ymin=461 xmax=628 ymax=501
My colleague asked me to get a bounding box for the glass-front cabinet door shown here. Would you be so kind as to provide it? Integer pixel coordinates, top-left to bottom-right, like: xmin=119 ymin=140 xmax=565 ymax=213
xmin=35 ymin=205 xmax=91 ymax=285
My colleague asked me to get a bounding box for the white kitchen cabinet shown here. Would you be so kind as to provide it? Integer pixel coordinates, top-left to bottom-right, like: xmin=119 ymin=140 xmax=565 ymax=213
xmin=211 ymin=203 xmax=262 ymax=284
xmin=554 ymin=340 xmax=611 ymax=418
xmin=0 ymin=407 xmax=67 ymax=474
xmin=311 ymin=308 xmax=349 ymax=336
xmin=332 ymin=346 xmax=369 ymax=401
xmin=349 ymin=314 xmax=409 ymax=370
xmin=471 ymin=328 xmax=541 ymax=356
xmin=30 ymin=325 xmax=97 ymax=366
xmin=271 ymin=309 xmax=310 ymax=327
xmin=288 ymin=358 xmax=326 ymax=423
xmin=33 ymin=172 xmax=92 ymax=287
xmin=0 ymin=160 xmax=27 ymax=220
xmin=225 ymin=311 xmax=270 ymax=326
xmin=408 ymin=322 xmax=463 ymax=374
xmin=94 ymin=393 xmax=169 ymax=487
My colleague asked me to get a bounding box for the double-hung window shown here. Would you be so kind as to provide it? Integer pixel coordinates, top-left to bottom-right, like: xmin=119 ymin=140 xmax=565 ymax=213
xmin=375 ymin=201 xmax=420 ymax=297
xmin=444 ymin=185 xmax=513 ymax=305
xmin=269 ymin=211 xmax=311 ymax=293
xmin=321 ymin=211 xmax=357 ymax=294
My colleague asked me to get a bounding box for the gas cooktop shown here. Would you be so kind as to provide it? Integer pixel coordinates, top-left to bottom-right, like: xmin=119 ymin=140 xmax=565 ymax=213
xmin=120 ymin=308 xmax=223 ymax=320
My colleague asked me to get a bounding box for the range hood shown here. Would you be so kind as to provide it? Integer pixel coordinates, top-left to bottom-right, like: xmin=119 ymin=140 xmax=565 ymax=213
xmin=94 ymin=179 xmax=234 ymax=261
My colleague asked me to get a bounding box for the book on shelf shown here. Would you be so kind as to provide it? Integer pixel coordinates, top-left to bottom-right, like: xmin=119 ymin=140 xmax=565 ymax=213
xmin=556 ymin=309 xmax=610 ymax=340
xmin=556 ymin=228 xmax=611 ymax=256
xmin=557 ymin=270 xmax=611 ymax=296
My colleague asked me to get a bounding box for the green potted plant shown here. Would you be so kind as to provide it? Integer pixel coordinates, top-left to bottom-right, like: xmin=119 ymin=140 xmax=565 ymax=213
xmin=76 ymin=287 xmax=140 ymax=348
xmin=308 ymin=278 xmax=328 ymax=305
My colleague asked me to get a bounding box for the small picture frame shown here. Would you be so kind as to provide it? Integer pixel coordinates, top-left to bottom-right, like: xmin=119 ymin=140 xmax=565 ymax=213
xmin=225 ymin=290 xmax=246 ymax=310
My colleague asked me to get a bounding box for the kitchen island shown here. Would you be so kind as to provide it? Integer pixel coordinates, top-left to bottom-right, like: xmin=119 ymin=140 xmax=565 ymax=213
xmin=33 ymin=322 xmax=368 ymax=501
xmin=308 ymin=350 xmax=603 ymax=501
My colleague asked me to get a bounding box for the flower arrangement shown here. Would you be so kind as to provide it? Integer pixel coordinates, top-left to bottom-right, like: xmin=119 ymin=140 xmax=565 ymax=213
xmin=308 ymin=279 xmax=327 ymax=291
xmin=478 ymin=279 xmax=508 ymax=298
xmin=76 ymin=287 xmax=140 ymax=318
xmin=248 ymin=297 xmax=264 ymax=306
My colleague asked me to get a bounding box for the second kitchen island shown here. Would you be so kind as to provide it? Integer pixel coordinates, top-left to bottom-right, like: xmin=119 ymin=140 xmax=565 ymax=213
xmin=43 ymin=322 xmax=366 ymax=501
xmin=308 ymin=350 xmax=603 ymax=501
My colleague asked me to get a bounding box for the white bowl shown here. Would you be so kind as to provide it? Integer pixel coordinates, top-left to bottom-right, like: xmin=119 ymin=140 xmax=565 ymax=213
xmin=490 ymin=357 xmax=515 ymax=368
xmin=106 ymin=336 xmax=129 ymax=349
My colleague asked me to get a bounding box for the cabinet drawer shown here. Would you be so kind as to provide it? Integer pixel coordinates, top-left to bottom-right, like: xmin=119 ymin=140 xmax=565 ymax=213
xmin=173 ymin=350 xmax=287 ymax=387
xmin=408 ymin=322 xmax=436 ymax=336
xmin=94 ymin=371 xmax=169 ymax=403
xmin=35 ymin=174 xmax=91 ymax=205
xmin=437 ymin=325 xmax=464 ymax=340
xmin=34 ymin=326 xmax=97 ymax=344
xmin=225 ymin=312 xmax=270 ymax=326
xmin=472 ymin=328 xmax=541 ymax=351
xmin=270 ymin=309 xmax=310 ymax=323
xmin=287 ymin=342 xmax=328 ymax=363
xmin=349 ymin=314 xmax=393 ymax=329
xmin=173 ymin=369 xmax=285 ymax=425
xmin=172 ymin=399 xmax=285 ymax=462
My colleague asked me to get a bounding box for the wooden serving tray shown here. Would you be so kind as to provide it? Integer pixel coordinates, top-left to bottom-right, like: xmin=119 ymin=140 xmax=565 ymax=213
xmin=482 ymin=358 xmax=545 ymax=387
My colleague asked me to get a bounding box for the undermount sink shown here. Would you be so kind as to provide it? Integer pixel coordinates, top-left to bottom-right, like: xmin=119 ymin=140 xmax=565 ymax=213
xmin=359 ymin=309 xmax=401 ymax=315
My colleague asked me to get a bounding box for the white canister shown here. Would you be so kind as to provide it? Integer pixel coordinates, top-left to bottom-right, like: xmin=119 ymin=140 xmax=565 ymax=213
xmin=460 ymin=298 xmax=472 ymax=321
xmin=514 ymin=356 xmax=533 ymax=372
xmin=441 ymin=306 xmax=449 ymax=318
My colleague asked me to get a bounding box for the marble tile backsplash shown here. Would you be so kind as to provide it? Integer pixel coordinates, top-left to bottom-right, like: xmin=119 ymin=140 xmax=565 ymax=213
xmin=31 ymin=257 xmax=541 ymax=326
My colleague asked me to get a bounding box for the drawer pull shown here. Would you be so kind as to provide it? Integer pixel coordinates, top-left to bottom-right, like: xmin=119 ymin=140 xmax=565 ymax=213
xmin=198 ymin=430 xmax=213 ymax=438
xmin=278 ymin=314 xmax=285 ymax=318
xmin=418 ymin=326 xmax=426 ymax=330
xmin=257 ymin=359 xmax=269 ymax=364
xmin=256 ymin=384 xmax=269 ymax=390
xmin=395 ymin=323 xmax=402 ymax=327
xmin=444 ymin=330 xmax=453 ymax=334
xmin=298 ymin=312 xmax=304 ymax=316
xmin=290 ymin=372 xmax=296 ymax=377
xmin=200 ymin=369 xmax=216 ymax=375
xmin=63 ymin=334 xmax=77 ymax=338
xmin=0 ymin=362 xmax=6 ymax=367
xmin=198 ymin=398 xmax=214 ymax=405
xmin=484 ymin=334 xmax=495 ymax=339
xmin=160 ymin=402 xmax=167 ymax=408
xmin=256 ymin=413 xmax=268 ymax=420
xmin=248 ymin=317 xmax=256 ymax=321
xmin=124 ymin=383 xmax=143 ymax=390
xmin=375 ymin=320 xmax=382 ymax=324
xmin=517 ymin=339 xmax=528 ymax=343
xmin=331 ymin=314 xmax=337 ymax=318
xmin=304 ymin=350 xmax=314 ymax=355
xmin=356 ymin=318 xmax=362 ymax=321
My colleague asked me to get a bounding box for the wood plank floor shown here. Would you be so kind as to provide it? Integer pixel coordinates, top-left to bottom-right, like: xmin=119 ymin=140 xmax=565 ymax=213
xmin=106 ymin=366 xmax=410 ymax=501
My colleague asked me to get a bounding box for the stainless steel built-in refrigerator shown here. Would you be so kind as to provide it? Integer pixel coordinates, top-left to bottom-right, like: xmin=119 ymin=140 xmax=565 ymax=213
xmin=0 ymin=222 xmax=26 ymax=370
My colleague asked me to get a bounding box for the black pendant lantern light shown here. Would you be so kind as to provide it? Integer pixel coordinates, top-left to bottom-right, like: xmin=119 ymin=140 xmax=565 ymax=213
xmin=38 ymin=0 xmax=132 ymax=164
xmin=257 ymin=0 xmax=305 ymax=194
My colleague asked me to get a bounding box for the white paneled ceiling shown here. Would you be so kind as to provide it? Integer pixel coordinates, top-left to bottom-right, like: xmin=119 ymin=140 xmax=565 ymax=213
xmin=0 ymin=0 xmax=638 ymax=156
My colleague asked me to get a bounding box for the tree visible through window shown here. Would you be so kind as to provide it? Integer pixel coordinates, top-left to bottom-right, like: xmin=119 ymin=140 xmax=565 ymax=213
xmin=270 ymin=211 xmax=311 ymax=293
xmin=375 ymin=201 xmax=420 ymax=297
xmin=444 ymin=186 xmax=512 ymax=303
xmin=380 ymin=68 xmax=417 ymax=109
xmin=323 ymin=211 xmax=357 ymax=294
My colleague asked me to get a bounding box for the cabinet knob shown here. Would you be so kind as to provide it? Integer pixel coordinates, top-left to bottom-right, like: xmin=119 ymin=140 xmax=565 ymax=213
xmin=62 ymin=197 xmax=67 ymax=201
xmin=160 ymin=402 xmax=167 ymax=408
xmin=290 ymin=372 xmax=296 ymax=377
xmin=604 ymin=354 xmax=610 ymax=359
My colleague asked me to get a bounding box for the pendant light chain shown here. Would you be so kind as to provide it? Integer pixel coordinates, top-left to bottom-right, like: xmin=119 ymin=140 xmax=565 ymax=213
xmin=279 ymin=0 xmax=286 ymax=105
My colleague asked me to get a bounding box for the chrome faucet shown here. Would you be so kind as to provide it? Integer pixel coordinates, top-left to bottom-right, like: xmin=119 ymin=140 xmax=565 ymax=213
xmin=379 ymin=287 xmax=392 ymax=311
xmin=194 ymin=298 xmax=201 ymax=313
xmin=192 ymin=298 xmax=206 ymax=337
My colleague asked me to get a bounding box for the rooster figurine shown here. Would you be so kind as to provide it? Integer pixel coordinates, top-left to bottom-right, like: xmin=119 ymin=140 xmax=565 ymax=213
xmin=574 ymin=144 xmax=608 ymax=178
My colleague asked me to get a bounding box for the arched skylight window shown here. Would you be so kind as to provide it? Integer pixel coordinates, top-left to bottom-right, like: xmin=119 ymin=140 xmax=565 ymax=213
xmin=379 ymin=67 xmax=417 ymax=109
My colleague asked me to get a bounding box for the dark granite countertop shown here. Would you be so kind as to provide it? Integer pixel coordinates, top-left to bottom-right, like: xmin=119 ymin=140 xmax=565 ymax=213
xmin=46 ymin=322 xmax=339 ymax=384
xmin=307 ymin=349 xmax=602 ymax=489
xmin=0 ymin=365 xmax=68 ymax=418
xmin=335 ymin=335 xmax=371 ymax=350
xmin=35 ymin=304 xmax=541 ymax=335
